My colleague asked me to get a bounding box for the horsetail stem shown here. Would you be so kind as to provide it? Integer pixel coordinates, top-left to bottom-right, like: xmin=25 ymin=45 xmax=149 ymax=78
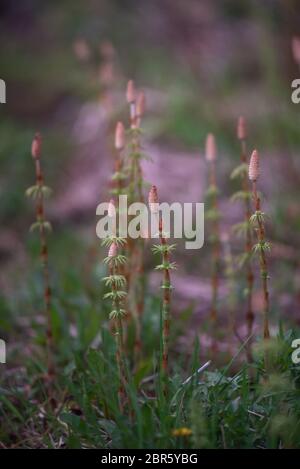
xmin=103 ymin=239 xmax=128 ymax=409
xmin=149 ymin=185 xmax=176 ymax=379
xmin=27 ymin=133 xmax=55 ymax=382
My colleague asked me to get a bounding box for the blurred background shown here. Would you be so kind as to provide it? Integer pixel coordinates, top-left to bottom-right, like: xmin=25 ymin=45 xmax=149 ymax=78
xmin=0 ymin=0 xmax=300 ymax=359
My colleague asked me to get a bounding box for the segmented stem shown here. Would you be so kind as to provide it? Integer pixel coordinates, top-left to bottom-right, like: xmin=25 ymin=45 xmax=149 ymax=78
xmin=252 ymin=182 xmax=270 ymax=341
xmin=34 ymin=155 xmax=55 ymax=380
xmin=109 ymin=262 xmax=126 ymax=409
xmin=126 ymin=90 xmax=146 ymax=358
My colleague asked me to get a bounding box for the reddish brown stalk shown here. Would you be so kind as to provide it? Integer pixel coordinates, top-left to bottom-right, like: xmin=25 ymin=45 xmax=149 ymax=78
xmin=251 ymin=181 xmax=270 ymax=341
xmin=31 ymin=134 xmax=55 ymax=381
xmin=149 ymin=185 xmax=172 ymax=378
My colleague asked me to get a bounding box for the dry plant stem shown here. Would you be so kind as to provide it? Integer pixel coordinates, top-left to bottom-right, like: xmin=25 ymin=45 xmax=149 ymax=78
xmin=34 ymin=159 xmax=55 ymax=380
xmin=252 ymin=181 xmax=270 ymax=341
xmin=240 ymin=138 xmax=254 ymax=354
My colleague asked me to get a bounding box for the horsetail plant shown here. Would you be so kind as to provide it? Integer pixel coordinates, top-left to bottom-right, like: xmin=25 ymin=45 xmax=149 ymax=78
xmin=124 ymin=80 xmax=147 ymax=357
xmin=249 ymin=150 xmax=271 ymax=345
xmin=231 ymin=116 xmax=254 ymax=360
xmin=149 ymin=185 xmax=176 ymax=381
xmin=205 ymin=133 xmax=221 ymax=350
xmin=102 ymin=235 xmax=128 ymax=409
xmin=26 ymin=133 xmax=54 ymax=383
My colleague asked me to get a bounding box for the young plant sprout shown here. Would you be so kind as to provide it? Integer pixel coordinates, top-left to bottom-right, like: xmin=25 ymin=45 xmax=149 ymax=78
xmin=26 ymin=133 xmax=54 ymax=382
xmin=249 ymin=150 xmax=271 ymax=344
xmin=148 ymin=185 xmax=176 ymax=378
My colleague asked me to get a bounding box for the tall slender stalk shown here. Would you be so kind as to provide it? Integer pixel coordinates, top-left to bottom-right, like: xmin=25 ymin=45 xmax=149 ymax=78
xmin=149 ymin=185 xmax=176 ymax=378
xmin=249 ymin=150 xmax=271 ymax=346
xmin=205 ymin=133 xmax=221 ymax=351
xmin=26 ymin=133 xmax=54 ymax=381
xmin=125 ymin=81 xmax=147 ymax=358
xmin=231 ymin=116 xmax=254 ymax=360
xmin=103 ymin=239 xmax=127 ymax=409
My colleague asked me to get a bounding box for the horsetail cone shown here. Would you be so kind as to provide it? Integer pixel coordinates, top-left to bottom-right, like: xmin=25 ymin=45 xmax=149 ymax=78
xmin=108 ymin=199 xmax=116 ymax=218
xmin=136 ymin=91 xmax=146 ymax=118
xmin=292 ymin=37 xmax=300 ymax=65
xmin=31 ymin=133 xmax=42 ymax=159
xmin=237 ymin=116 xmax=247 ymax=141
xmin=249 ymin=150 xmax=260 ymax=182
xmin=205 ymin=133 xmax=217 ymax=162
xmin=115 ymin=121 xmax=125 ymax=150
xmin=126 ymin=79 xmax=136 ymax=104
xmin=148 ymin=185 xmax=159 ymax=213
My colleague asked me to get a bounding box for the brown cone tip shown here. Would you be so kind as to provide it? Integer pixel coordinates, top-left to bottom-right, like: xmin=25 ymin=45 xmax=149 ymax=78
xmin=205 ymin=133 xmax=217 ymax=162
xmin=237 ymin=116 xmax=247 ymax=140
xmin=148 ymin=185 xmax=159 ymax=213
xmin=292 ymin=37 xmax=300 ymax=64
xmin=115 ymin=121 xmax=125 ymax=150
xmin=136 ymin=91 xmax=146 ymax=117
xmin=31 ymin=133 xmax=42 ymax=159
xmin=108 ymin=199 xmax=115 ymax=217
xmin=126 ymin=79 xmax=136 ymax=103
xmin=249 ymin=149 xmax=260 ymax=181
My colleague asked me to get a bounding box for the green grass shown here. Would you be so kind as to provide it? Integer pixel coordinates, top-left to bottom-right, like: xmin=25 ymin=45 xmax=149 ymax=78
xmin=1 ymin=247 xmax=300 ymax=449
